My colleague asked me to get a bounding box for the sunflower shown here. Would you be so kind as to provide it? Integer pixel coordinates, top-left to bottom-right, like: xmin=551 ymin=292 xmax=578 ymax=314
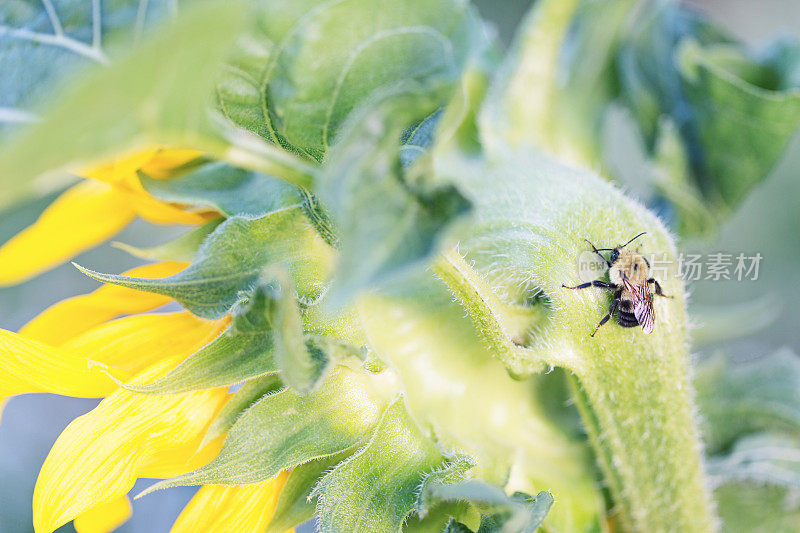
xmin=2 ymin=144 xmax=571 ymax=533
xmin=11 ymin=0 xmax=795 ymax=530
xmin=1 ymin=149 xmax=294 ymax=532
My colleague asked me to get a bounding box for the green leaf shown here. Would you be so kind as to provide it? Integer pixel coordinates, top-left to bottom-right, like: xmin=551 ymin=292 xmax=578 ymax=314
xmin=76 ymin=206 xmax=334 ymax=319
xmin=319 ymin=95 xmax=471 ymax=307
xmin=678 ymin=38 xmax=800 ymax=208
xmin=0 ymin=0 xmax=176 ymax=135
xmin=707 ymin=433 xmax=800 ymax=489
xmin=313 ymin=399 xmax=446 ymax=533
xmin=120 ymin=283 xmax=281 ymax=395
xmin=708 ymin=433 xmax=800 ymax=533
xmin=479 ymin=0 xmax=584 ymax=162
xmin=612 ymin=4 xmax=800 ymax=218
xmin=140 ymin=365 xmax=397 ymax=492
xmin=112 ymin=218 xmax=223 ymax=262
xmin=444 ymin=521 xmax=475 ymax=533
xmin=689 ymin=297 xmax=778 ymax=347
xmin=715 ymin=480 xmax=800 ymax=533
xmin=216 ymin=0 xmax=483 ymax=161
xmin=485 ymin=0 xmax=800 ymax=235
xmin=297 ymin=187 xmax=338 ymax=249
xmin=694 ymin=348 xmax=800 ymax=455
xmin=400 ymin=110 xmax=442 ymax=167
xmin=0 ymin=0 xmax=247 ymax=211
xmin=202 ymin=374 xmax=284 ymax=448
xmin=265 ymin=450 xmax=354 ymax=533
xmin=140 ymin=161 xmax=301 ymax=218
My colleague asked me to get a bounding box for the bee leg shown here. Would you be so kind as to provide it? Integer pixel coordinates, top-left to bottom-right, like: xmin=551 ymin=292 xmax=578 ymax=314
xmin=562 ymin=280 xmax=617 ymax=290
xmin=584 ymin=239 xmax=612 ymax=267
xmin=591 ymin=297 xmax=619 ymax=337
xmin=648 ymin=278 xmax=673 ymax=298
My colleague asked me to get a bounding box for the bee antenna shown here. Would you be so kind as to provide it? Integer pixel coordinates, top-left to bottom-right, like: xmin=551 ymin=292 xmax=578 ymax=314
xmin=621 ymin=232 xmax=647 ymax=248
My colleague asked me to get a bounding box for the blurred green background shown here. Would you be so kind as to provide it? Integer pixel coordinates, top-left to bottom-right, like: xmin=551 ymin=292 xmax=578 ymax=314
xmin=1 ymin=0 xmax=798 ymax=531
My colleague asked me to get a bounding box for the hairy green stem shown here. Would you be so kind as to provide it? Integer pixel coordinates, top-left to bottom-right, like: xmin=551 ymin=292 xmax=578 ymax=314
xmin=445 ymin=149 xmax=717 ymax=531
xmin=432 ymin=248 xmax=550 ymax=376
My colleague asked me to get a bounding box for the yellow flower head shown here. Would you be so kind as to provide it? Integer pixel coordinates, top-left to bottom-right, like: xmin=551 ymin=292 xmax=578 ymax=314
xmin=0 ymin=148 xmax=295 ymax=532
xmin=0 ymin=149 xmax=215 ymax=287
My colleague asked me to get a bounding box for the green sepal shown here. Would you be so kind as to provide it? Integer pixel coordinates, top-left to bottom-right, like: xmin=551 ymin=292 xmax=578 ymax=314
xmin=271 ymin=269 xmax=328 ymax=393
xmin=75 ymin=206 xmax=333 ymax=319
xmin=265 ymin=450 xmax=355 ymax=533
xmin=202 ymin=374 xmax=284 ymax=448
xmin=405 ymin=455 xmax=480 ymax=532
xmin=404 ymin=506 xmax=479 ymax=533
xmin=121 ymin=329 xmax=272 ymax=394
xmin=119 ymin=284 xmax=281 ymax=395
xmin=416 ymin=455 xmax=476 ymax=518
xmin=139 ymin=161 xmax=300 ymax=218
xmin=424 ymin=481 xmax=553 ymax=533
xmin=312 ymin=399 xmax=447 ymax=533
xmin=112 ymin=219 xmax=223 ymax=263
xmin=139 ymin=365 xmax=397 ymax=493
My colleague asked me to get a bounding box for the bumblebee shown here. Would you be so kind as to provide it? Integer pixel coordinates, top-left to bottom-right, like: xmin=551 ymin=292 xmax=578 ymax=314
xmin=562 ymin=232 xmax=671 ymax=336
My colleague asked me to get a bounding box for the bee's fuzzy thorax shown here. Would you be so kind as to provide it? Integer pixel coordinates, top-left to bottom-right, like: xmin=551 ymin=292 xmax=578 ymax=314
xmin=609 ymin=248 xmax=650 ymax=287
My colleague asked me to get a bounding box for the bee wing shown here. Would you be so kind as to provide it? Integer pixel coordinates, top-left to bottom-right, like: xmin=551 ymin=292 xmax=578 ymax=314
xmin=635 ymin=295 xmax=655 ymax=334
xmin=622 ymin=277 xmax=655 ymax=334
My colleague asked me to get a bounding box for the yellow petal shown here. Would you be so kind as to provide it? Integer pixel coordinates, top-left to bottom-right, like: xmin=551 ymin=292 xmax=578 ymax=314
xmin=0 ymin=181 xmax=135 ymax=286
xmin=140 ymin=148 xmax=206 ymax=179
xmin=170 ymin=472 xmax=291 ymax=533
xmin=81 ymin=149 xmax=160 ymax=186
xmin=19 ymin=261 xmax=187 ymax=345
xmin=122 ymin=188 xmax=214 ymax=226
xmin=140 ymin=434 xmax=226 ymax=480
xmin=62 ymin=311 xmax=227 ymax=383
xmin=73 ymin=496 xmax=132 ymax=533
xmin=2 ymin=311 xmax=224 ymax=399
xmin=83 ymin=148 xmax=202 ymax=186
xmin=33 ymin=361 xmax=227 ymax=533
xmin=0 ymin=329 xmax=113 ymax=398
xmin=83 ymin=147 xmax=212 ymax=225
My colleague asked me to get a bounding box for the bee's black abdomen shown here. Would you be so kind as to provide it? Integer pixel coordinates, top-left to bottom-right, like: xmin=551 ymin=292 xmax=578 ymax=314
xmin=616 ymin=310 xmax=639 ymax=328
